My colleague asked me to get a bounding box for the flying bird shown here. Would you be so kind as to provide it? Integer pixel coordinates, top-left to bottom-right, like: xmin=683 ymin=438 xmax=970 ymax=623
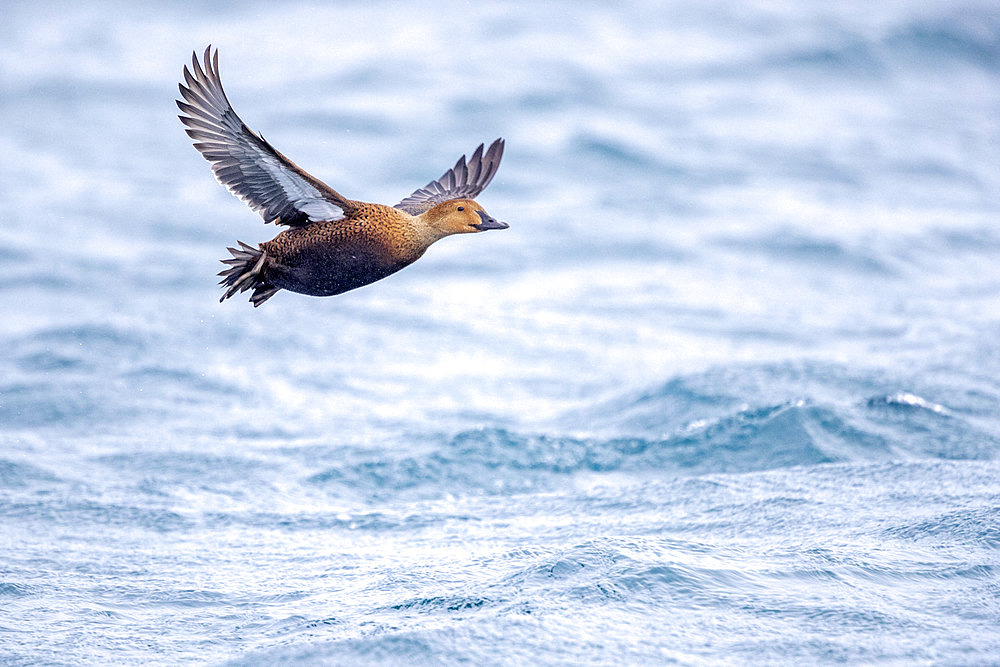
xmin=177 ymin=47 xmax=507 ymax=306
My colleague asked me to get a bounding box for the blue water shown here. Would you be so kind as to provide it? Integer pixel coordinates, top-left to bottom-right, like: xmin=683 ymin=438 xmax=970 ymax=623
xmin=3 ymin=1 xmax=1000 ymax=664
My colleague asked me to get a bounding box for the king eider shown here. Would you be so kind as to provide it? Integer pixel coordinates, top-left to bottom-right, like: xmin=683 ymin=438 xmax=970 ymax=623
xmin=177 ymin=47 xmax=508 ymax=307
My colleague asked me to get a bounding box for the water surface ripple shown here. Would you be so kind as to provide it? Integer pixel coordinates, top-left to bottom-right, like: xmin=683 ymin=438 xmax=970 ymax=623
xmin=2 ymin=1 xmax=1000 ymax=664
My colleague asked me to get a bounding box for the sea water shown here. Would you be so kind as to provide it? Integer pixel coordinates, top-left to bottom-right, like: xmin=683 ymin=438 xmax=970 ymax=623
xmin=2 ymin=1 xmax=1000 ymax=664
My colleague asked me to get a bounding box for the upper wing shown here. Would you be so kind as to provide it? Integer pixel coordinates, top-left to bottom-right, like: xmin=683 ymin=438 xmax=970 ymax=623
xmin=177 ymin=46 xmax=350 ymax=227
xmin=394 ymin=138 xmax=505 ymax=215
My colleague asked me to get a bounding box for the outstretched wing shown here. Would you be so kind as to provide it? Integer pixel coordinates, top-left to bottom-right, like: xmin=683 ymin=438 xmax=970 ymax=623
xmin=394 ymin=138 xmax=504 ymax=215
xmin=177 ymin=46 xmax=350 ymax=227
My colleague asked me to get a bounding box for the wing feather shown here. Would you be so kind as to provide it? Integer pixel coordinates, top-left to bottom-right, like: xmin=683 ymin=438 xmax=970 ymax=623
xmin=177 ymin=46 xmax=350 ymax=227
xmin=394 ymin=138 xmax=504 ymax=215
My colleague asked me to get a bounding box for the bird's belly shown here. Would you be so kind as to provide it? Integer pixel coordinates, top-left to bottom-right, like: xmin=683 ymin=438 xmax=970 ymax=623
xmin=267 ymin=239 xmax=409 ymax=297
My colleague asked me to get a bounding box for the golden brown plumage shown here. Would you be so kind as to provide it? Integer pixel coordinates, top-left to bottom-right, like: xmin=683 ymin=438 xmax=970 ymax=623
xmin=176 ymin=47 xmax=507 ymax=307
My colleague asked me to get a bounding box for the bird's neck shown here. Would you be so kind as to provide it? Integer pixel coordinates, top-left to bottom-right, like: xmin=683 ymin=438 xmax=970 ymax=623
xmin=406 ymin=214 xmax=456 ymax=249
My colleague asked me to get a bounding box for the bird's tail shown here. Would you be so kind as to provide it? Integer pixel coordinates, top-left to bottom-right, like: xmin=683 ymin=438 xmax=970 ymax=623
xmin=218 ymin=241 xmax=280 ymax=307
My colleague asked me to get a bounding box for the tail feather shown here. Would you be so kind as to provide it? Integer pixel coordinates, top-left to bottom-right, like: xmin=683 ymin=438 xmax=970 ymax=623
xmin=250 ymin=285 xmax=280 ymax=306
xmin=218 ymin=241 xmax=280 ymax=306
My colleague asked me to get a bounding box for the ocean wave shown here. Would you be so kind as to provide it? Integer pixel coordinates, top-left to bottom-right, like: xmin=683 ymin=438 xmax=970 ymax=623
xmin=883 ymin=13 xmax=1000 ymax=70
xmin=712 ymin=229 xmax=897 ymax=275
xmin=1 ymin=498 xmax=192 ymax=532
xmin=883 ymin=506 xmax=1000 ymax=547
xmin=0 ymin=582 xmax=37 ymax=597
xmin=0 ymin=459 xmax=62 ymax=488
xmin=298 ymin=366 xmax=999 ymax=501
xmin=761 ymin=10 xmax=1000 ymax=77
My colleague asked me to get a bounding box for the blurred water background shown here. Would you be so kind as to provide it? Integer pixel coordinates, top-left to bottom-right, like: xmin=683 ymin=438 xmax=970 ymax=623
xmin=2 ymin=0 xmax=1000 ymax=664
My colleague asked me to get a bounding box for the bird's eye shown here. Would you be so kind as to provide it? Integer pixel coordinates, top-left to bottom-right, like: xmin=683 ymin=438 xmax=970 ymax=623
xmin=457 ymin=206 xmax=464 ymax=211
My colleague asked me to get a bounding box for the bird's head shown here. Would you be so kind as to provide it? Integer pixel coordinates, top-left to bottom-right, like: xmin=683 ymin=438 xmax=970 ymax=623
xmin=421 ymin=199 xmax=508 ymax=237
